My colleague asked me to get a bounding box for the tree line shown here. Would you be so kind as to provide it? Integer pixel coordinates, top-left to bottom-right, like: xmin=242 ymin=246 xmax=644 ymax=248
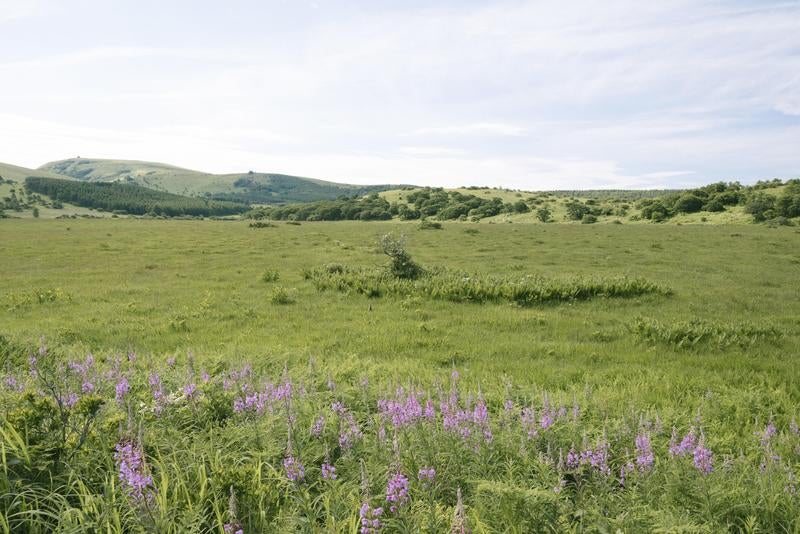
xmin=25 ymin=177 xmax=248 ymax=217
xmin=247 ymin=189 xmax=530 ymax=222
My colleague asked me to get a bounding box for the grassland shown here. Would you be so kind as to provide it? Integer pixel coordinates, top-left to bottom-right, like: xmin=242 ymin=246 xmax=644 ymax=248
xmin=1 ymin=219 xmax=799 ymax=531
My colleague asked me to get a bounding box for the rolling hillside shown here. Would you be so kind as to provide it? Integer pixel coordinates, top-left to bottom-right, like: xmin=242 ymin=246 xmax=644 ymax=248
xmin=0 ymin=161 xmax=73 ymax=183
xmin=39 ymin=158 xmax=405 ymax=204
xmin=0 ymin=161 xmax=118 ymax=219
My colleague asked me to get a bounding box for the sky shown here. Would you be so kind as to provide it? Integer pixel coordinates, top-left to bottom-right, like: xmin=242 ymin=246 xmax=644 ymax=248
xmin=0 ymin=0 xmax=799 ymax=189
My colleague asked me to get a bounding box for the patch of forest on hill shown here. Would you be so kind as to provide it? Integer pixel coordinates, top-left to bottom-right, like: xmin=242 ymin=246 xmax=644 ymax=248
xmin=25 ymin=176 xmax=248 ymax=217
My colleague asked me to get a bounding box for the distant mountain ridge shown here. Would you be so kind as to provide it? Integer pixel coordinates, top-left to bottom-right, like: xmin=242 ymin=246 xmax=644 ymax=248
xmin=38 ymin=158 xmax=407 ymax=204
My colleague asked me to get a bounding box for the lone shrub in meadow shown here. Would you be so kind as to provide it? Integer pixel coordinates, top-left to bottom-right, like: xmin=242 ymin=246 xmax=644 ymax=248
xmin=379 ymin=233 xmax=424 ymax=280
xmin=261 ymin=269 xmax=280 ymax=282
xmin=270 ymin=286 xmax=295 ymax=305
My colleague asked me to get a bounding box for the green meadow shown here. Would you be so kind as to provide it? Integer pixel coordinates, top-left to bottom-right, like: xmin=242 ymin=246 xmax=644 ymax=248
xmin=2 ymin=218 xmax=800 ymax=531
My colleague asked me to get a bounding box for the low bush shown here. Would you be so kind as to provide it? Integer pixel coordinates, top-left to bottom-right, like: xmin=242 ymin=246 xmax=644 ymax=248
xmin=261 ymin=270 xmax=280 ymax=282
xmin=418 ymin=220 xmax=443 ymax=230
xmin=629 ymin=317 xmax=783 ymax=350
xmin=270 ymin=286 xmax=295 ymax=305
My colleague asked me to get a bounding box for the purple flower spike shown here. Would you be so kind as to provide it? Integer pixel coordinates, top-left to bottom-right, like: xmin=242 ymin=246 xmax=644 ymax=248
xmin=693 ymin=439 xmax=713 ymax=475
xmin=322 ymin=462 xmax=337 ymax=480
xmin=114 ymin=439 xmax=153 ymax=502
xmin=115 ymin=376 xmax=130 ymax=403
xmin=283 ymin=455 xmax=305 ymax=482
xmin=635 ymin=432 xmax=654 ymax=471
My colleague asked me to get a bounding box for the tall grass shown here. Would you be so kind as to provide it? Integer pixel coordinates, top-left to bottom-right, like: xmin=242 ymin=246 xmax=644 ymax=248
xmin=1 ymin=350 xmax=798 ymax=532
xmin=304 ymin=264 xmax=670 ymax=306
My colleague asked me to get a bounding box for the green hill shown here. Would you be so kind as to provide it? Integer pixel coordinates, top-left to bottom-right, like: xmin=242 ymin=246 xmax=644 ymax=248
xmin=0 ymin=161 xmax=73 ymax=183
xmin=0 ymin=162 xmax=119 ymax=219
xmin=25 ymin=176 xmax=248 ymax=217
xmin=39 ymin=158 xmax=405 ymax=204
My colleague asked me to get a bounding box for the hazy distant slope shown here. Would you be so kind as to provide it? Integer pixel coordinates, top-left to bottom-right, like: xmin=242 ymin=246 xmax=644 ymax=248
xmin=39 ymin=158 xmax=405 ymax=204
xmin=0 ymin=161 xmax=74 ymax=183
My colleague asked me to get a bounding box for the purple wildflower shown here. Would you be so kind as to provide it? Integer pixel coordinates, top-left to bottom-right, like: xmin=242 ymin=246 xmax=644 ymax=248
xmin=64 ymin=392 xmax=79 ymax=408
xmin=322 ymin=462 xmax=337 ymax=480
xmin=635 ymin=432 xmax=654 ymax=471
xmin=114 ymin=439 xmax=153 ymax=501
xmin=283 ymin=455 xmax=305 ymax=482
xmin=183 ymin=382 xmax=197 ymax=399
xmin=3 ymin=375 xmax=22 ymax=391
xmin=359 ymin=502 xmax=383 ymax=533
xmin=693 ymin=438 xmax=713 ymax=474
xmin=418 ymin=467 xmax=436 ymax=485
xmin=669 ymin=428 xmax=696 ymax=457
xmin=115 ymin=376 xmax=130 ymax=403
xmin=385 ymin=472 xmax=409 ymax=512
xmin=311 ymin=415 xmax=325 ymax=437
xmin=424 ymin=398 xmax=436 ymax=419
xmin=566 ymin=447 xmax=580 ymax=469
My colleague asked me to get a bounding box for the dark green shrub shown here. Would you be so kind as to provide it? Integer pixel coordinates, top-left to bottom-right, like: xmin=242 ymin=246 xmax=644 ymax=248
xmin=565 ymin=201 xmax=590 ymax=221
xmin=581 ymin=214 xmax=598 ymax=224
xmin=535 ymin=206 xmax=552 ymax=223
xmin=674 ymin=193 xmax=704 ymax=213
xmin=745 ymin=193 xmax=776 ymax=222
xmin=703 ymin=198 xmax=725 ymax=212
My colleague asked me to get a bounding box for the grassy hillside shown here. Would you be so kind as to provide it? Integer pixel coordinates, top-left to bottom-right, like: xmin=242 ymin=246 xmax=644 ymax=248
xmin=0 ymin=161 xmax=73 ymax=183
xmin=39 ymin=158 xmax=405 ymax=204
xmin=0 ymin=162 xmax=120 ymax=219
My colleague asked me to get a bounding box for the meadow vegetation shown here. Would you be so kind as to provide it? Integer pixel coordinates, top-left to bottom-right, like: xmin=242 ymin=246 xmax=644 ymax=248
xmin=1 ymin=219 xmax=799 ymax=532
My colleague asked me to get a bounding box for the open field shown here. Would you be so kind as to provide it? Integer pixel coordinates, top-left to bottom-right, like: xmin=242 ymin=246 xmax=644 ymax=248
xmin=2 ymin=219 xmax=800 ymax=531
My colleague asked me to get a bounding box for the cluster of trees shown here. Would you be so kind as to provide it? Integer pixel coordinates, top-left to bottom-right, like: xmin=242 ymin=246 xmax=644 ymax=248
xmin=249 ymin=189 xmax=533 ymax=222
xmin=744 ymin=180 xmax=800 ymax=222
xmin=401 ymin=189 xmax=529 ymax=220
xmin=634 ymin=182 xmax=746 ymax=222
xmin=248 ymin=194 xmax=395 ymax=221
xmin=25 ymin=177 xmax=248 ymax=217
xmin=562 ymin=198 xmax=628 ymax=223
xmin=631 ymin=180 xmax=799 ymax=223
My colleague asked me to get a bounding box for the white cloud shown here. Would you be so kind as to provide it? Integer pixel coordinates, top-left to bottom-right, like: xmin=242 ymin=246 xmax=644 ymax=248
xmin=398 ymin=146 xmax=467 ymax=157
xmin=0 ymin=0 xmax=55 ymax=24
xmin=413 ymin=123 xmax=527 ymax=137
xmin=0 ymin=0 xmax=798 ymax=188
